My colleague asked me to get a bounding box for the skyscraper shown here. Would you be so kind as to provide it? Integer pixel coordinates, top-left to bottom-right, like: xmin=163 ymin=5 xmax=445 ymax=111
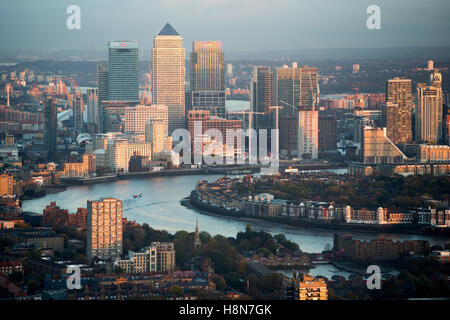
xmin=87 ymin=198 xmax=123 ymax=261
xmin=273 ymin=64 xmax=319 ymax=115
xmin=43 ymin=98 xmax=57 ymax=160
xmin=87 ymin=88 xmax=98 ymax=133
xmin=108 ymin=41 xmax=139 ymax=102
xmin=190 ymin=41 xmax=225 ymax=118
xmin=152 ymin=23 xmax=185 ymax=134
xmin=72 ymin=96 xmax=83 ymax=133
xmin=97 ymin=65 xmax=109 ymax=133
xmin=297 ymin=106 xmax=318 ymax=159
xmin=250 ymin=66 xmax=273 ymax=130
xmin=385 ymin=78 xmax=413 ymax=144
xmin=416 ymin=71 xmax=443 ymax=144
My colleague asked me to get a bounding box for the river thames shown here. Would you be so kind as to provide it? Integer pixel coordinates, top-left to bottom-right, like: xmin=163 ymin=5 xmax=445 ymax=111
xmin=22 ymin=172 xmax=445 ymax=256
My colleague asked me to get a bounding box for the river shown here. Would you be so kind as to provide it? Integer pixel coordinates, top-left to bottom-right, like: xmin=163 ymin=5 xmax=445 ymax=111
xmin=21 ymin=172 xmax=446 ymax=253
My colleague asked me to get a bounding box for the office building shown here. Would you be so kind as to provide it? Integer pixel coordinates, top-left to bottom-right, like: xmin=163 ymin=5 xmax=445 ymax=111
xmin=190 ymin=41 xmax=225 ymax=118
xmin=108 ymin=41 xmax=139 ymax=102
xmin=273 ymin=64 xmax=319 ymax=115
xmin=297 ymin=106 xmax=318 ymax=159
xmin=188 ymin=110 xmax=242 ymax=158
xmin=87 ymin=88 xmax=99 ymax=133
xmin=124 ymin=104 xmax=168 ymax=135
xmin=97 ymin=65 xmax=109 ymax=133
xmin=72 ymin=96 xmax=83 ymax=132
xmin=385 ymin=78 xmax=412 ymax=144
xmin=43 ymin=98 xmax=57 ymax=160
xmin=152 ymin=23 xmax=185 ymax=134
xmin=145 ymin=118 xmax=167 ymax=158
xmin=250 ymin=66 xmax=273 ymax=130
xmin=416 ymin=70 xmax=443 ymax=144
xmin=87 ymin=198 xmax=123 ymax=261
xmin=107 ymin=138 xmax=152 ymax=173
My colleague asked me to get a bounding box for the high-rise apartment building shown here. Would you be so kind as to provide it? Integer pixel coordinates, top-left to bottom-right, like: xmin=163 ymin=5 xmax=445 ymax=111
xmin=190 ymin=41 xmax=225 ymax=118
xmin=124 ymin=104 xmax=168 ymax=135
xmin=0 ymin=173 xmax=14 ymax=196
xmin=297 ymin=106 xmax=319 ymax=159
xmin=152 ymin=23 xmax=185 ymax=134
xmin=43 ymin=98 xmax=57 ymax=160
xmin=385 ymin=78 xmax=413 ymax=144
xmin=108 ymin=41 xmax=139 ymax=102
xmin=416 ymin=71 xmax=443 ymax=144
xmin=87 ymin=198 xmax=123 ymax=261
xmin=318 ymin=112 xmax=337 ymax=153
xmin=273 ymin=64 xmax=319 ymax=115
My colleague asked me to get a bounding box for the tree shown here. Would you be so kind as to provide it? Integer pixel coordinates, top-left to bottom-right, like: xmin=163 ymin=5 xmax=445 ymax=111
xmin=73 ymin=253 xmax=89 ymax=265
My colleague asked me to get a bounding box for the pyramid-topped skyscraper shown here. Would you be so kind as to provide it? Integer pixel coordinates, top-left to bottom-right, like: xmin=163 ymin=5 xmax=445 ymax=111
xmin=152 ymin=23 xmax=185 ymax=134
xmin=157 ymin=22 xmax=180 ymax=36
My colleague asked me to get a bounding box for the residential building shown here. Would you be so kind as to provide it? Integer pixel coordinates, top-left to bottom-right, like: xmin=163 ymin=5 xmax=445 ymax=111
xmin=87 ymin=198 xmax=123 ymax=261
xmin=416 ymin=70 xmax=443 ymax=144
xmin=385 ymin=78 xmax=412 ymax=144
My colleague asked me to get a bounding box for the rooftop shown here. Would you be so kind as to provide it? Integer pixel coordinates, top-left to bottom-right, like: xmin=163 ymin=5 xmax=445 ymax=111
xmin=157 ymin=23 xmax=179 ymax=36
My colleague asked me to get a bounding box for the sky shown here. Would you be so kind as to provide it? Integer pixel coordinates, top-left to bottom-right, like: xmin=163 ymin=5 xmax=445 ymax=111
xmin=0 ymin=0 xmax=449 ymax=54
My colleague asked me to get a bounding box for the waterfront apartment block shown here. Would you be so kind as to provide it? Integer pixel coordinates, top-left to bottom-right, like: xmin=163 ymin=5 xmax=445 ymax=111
xmin=114 ymin=241 xmax=176 ymax=273
xmin=333 ymin=233 xmax=429 ymax=262
xmin=87 ymin=198 xmax=123 ymax=261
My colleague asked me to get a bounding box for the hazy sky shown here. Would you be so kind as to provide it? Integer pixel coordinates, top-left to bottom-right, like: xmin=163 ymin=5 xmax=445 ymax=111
xmin=1 ymin=0 xmax=449 ymax=54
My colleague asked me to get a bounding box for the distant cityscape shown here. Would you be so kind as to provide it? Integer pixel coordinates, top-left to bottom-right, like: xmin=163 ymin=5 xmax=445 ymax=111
xmin=0 ymin=19 xmax=449 ymax=302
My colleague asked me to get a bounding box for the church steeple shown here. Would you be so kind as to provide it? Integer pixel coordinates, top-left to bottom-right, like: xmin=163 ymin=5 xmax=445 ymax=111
xmin=194 ymin=218 xmax=201 ymax=249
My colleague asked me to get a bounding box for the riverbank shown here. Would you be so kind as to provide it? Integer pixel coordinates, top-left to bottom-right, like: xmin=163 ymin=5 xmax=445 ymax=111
xmin=186 ymin=193 xmax=450 ymax=237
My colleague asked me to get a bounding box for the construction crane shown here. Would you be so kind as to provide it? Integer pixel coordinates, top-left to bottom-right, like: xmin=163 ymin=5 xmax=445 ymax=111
xmin=269 ymin=105 xmax=283 ymax=131
xmin=140 ymin=73 xmax=152 ymax=105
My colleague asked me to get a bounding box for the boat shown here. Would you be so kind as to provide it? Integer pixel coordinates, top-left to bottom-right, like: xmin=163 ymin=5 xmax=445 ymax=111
xmin=133 ymin=193 xmax=142 ymax=198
